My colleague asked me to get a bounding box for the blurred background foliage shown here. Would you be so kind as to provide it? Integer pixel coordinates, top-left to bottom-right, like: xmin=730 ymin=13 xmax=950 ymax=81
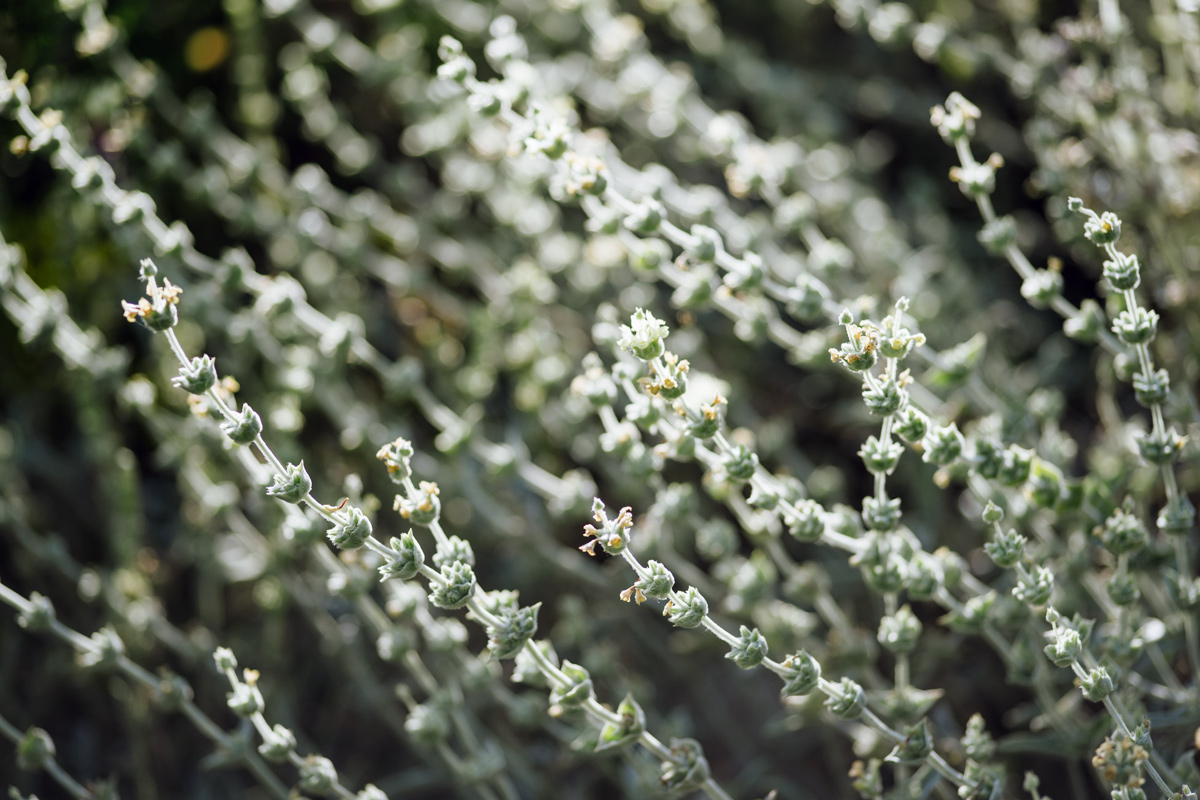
xmin=1 ymin=0 xmax=1198 ymax=798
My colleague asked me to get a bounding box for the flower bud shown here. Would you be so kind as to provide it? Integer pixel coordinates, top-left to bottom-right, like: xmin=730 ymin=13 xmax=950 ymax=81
xmin=878 ymin=605 xmax=921 ymax=654
xmin=721 ymin=443 xmax=758 ymax=484
xmin=825 ymin=677 xmax=866 ymax=719
xmin=1158 ymin=493 xmax=1195 ymax=534
xmin=213 ymin=647 xmax=237 ymax=672
xmin=950 ymin=160 xmax=997 ymax=197
xmin=886 ymin=719 xmax=933 ymax=766
xmin=1132 ymin=368 xmax=1169 ymax=407
xmin=78 ymin=627 xmax=124 ymax=670
xmin=376 ymin=629 xmax=415 ymax=662
xmin=258 ymin=724 xmax=296 ymax=762
xmin=433 ymin=535 xmax=475 ymax=569
xmin=780 ymin=650 xmax=821 ymax=696
xmin=1083 ymin=210 xmax=1121 ymax=245
xmin=327 ymin=506 xmax=373 ymax=550
xmin=861 ymin=373 xmax=906 ymax=416
xmin=618 ymin=308 xmax=669 ymax=361
xmin=631 ymin=238 xmax=672 ymax=271
xmin=1136 ymin=427 xmax=1185 ymax=466
xmin=405 ymin=704 xmax=450 ymax=746
xmin=859 ymin=435 xmax=903 ymax=475
xmin=436 ymin=37 xmax=475 ymax=83
xmin=266 ymin=462 xmax=312 ymax=504
xmin=785 ymin=274 xmax=828 ymax=321
xmin=429 ymin=561 xmax=476 ymax=609
xmin=1021 ymin=268 xmax=1063 ymax=308
xmin=580 ymin=499 xmax=633 ymax=556
xmin=635 ymin=560 xmax=675 ymax=600
xmin=487 ymin=603 xmax=540 ymax=659
xmin=997 ymin=446 xmax=1033 ymax=486
xmin=595 ymin=694 xmax=645 ymax=752
xmin=1064 ymin=299 xmax=1105 ymax=342
xmin=941 ymin=592 xmax=993 ymax=633
xmin=725 ymin=625 xmax=769 ymax=669
xmin=664 ymin=586 xmax=708 ymax=628
xmin=220 ymin=402 xmax=263 ymax=444
xmin=930 ymin=93 xmax=980 ymax=142
xmin=687 ymin=394 xmax=726 ymax=440
xmin=1097 ymin=506 xmax=1148 ymax=556
xmin=862 ymin=495 xmax=902 ymax=533
xmin=1043 ymin=623 xmax=1082 ymax=667
xmin=786 ymin=499 xmax=826 ymax=542
xmin=893 ymin=407 xmax=928 ymax=444
xmin=624 ymin=200 xmax=663 ymax=234
xmin=17 ymin=727 xmax=55 ymax=771
xmin=659 ymin=738 xmax=711 ymax=795
xmin=921 ymin=423 xmax=963 ymax=465
xmin=395 ymin=481 xmax=441 ymax=526
xmin=17 ymin=592 xmax=55 ymax=631
xmin=984 ymin=527 xmax=1026 ymax=569
xmin=977 ymin=215 xmax=1016 ymax=254
xmin=1013 ymin=565 xmax=1053 ymax=606
xmin=1112 ymin=307 xmax=1158 ymax=346
xmin=550 ymin=660 xmax=594 ymax=707
xmin=375 ymin=437 xmax=414 ymax=484
xmin=1026 ymin=460 xmax=1063 ymax=508
xmin=687 ymin=225 xmax=722 ymax=262
xmin=152 ymin=673 xmax=193 ymax=712
xmin=1103 ymin=251 xmax=1140 ymax=291
xmin=172 ymin=355 xmax=216 ymax=395
xmin=227 ymin=680 xmax=264 ymax=717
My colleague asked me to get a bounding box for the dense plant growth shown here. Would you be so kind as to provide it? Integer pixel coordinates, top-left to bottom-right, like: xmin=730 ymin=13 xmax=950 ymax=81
xmin=1 ymin=0 xmax=1198 ymax=798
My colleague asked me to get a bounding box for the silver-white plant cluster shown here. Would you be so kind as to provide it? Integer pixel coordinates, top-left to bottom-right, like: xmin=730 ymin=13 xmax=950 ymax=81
xmin=1 ymin=0 xmax=1198 ymax=799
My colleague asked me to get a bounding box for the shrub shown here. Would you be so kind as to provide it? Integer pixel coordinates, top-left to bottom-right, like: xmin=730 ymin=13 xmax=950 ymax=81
xmin=1 ymin=1 xmax=1198 ymax=798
